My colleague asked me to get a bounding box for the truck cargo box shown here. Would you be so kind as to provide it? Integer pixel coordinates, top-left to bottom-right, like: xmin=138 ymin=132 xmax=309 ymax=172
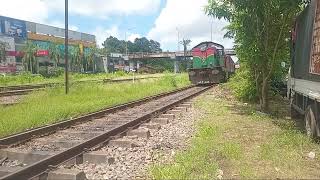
xmin=292 ymin=0 xmax=320 ymax=82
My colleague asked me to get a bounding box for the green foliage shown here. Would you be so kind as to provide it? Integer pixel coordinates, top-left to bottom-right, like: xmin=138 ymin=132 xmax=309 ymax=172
xmin=227 ymin=70 xmax=258 ymax=102
xmin=0 ymin=74 xmax=190 ymax=137
xmin=152 ymin=87 xmax=320 ymax=179
xmin=144 ymin=59 xmax=174 ymax=72
xmin=151 ymin=120 xmax=220 ymax=179
xmin=0 ymin=72 xmax=133 ymax=86
xmin=39 ymin=67 xmax=64 ymax=78
xmin=48 ymin=42 xmax=61 ymax=68
xmin=206 ymin=0 xmax=304 ymax=111
xmin=102 ymin=36 xmax=162 ymax=54
xmin=23 ymin=41 xmax=39 ymax=74
xmin=0 ymin=72 xmax=45 ymax=86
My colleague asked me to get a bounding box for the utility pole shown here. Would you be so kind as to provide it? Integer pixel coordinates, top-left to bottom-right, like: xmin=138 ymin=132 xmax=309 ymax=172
xmin=176 ymin=28 xmax=180 ymax=52
xmin=125 ymin=31 xmax=128 ymax=55
xmin=175 ymin=27 xmax=180 ymax=74
xmin=211 ymin=17 xmax=213 ymax=42
xmin=64 ymin=0 xmax=69 ymax=94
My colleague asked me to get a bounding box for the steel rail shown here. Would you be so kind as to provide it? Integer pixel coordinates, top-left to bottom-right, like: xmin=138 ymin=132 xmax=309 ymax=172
xmin=1 ymin=85 xmax=211 ymax=180
xmin=0 ymin=85 xmax=194 ymax=147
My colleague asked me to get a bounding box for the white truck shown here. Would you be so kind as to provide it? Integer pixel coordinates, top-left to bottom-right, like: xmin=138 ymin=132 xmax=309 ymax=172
xmin=288 ymin=0 xmax=320 ymax=138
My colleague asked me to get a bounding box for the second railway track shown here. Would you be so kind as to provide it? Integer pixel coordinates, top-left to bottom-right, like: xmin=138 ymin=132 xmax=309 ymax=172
xmin=0 ymin=76 xmax=159 ymax=97
xmin=0 ymin=85 xmax=212 ymax=180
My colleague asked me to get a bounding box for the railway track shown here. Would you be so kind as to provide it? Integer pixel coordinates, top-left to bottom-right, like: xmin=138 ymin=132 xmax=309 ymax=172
xmin=0 ymin=76 xmax=159 ymax=98
xmin=0 ymin=85 xmax=211 ymax=180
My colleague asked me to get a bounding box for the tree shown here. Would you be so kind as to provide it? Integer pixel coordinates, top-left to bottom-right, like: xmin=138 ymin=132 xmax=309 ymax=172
xmin=133 ymin=37 xmax=151 ymax=52
xmin=149 ymin=40 xmax=162 ymax=53
xmin=70 ymin=46 xmax=83 ymax=72
xmin=85 ymin=47 xmax=99 ymax=72
xmin=102 ymin=36 xmax=125 ymax=53
xmin=206 ymin=0 xmax=305 ymax=111
xmin=23 ymin=41 xmax=39 ymax=74
xmin=102 ymin=36 xmax=162 ymax=54
xmin=49 ymin=42 xmax=61 ymax=68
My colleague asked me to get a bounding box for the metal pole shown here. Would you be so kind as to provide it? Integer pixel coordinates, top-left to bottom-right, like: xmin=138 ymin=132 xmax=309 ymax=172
xmin=175 ymin=27 xmax=180 ymax=74
xmin=65 ymin=0 xmax=69 ymax=94
xmin=211 ymin=18 xmax=213 ymax=42
xmin=177 ymin=30 xmax=180 ymax=52
xmin=125 ymin=31 xmax=128 ymax=55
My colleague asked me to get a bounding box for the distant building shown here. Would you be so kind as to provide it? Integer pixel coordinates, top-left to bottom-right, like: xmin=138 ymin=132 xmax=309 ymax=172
xmin=0 ymin=15 xmax=96 ymax=73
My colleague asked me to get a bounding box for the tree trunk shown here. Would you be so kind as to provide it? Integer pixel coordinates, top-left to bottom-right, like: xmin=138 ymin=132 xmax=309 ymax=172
xmin=261 ymin=78 xmax=269 ymax=112
xmin=30 ymin=61 xmax=33 ymax=74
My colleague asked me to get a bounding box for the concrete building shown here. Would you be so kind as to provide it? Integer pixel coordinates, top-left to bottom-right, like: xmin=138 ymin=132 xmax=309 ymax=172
xmin=0 ymin=15 xmax=96 ymax=73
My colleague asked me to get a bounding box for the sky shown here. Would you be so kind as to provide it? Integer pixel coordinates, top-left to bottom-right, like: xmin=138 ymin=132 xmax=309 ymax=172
xmin=0 ymin=0 xmax=234 ymax=51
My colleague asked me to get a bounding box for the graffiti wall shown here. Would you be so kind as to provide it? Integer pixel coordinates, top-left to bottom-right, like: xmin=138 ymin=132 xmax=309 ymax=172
xmin=0 ymin=36 xmax=16 ymax=73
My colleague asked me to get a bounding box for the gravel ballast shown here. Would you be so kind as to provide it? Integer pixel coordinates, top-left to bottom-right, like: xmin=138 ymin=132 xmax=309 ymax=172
xmin=71 ymin=100 xmax=201 ymax=179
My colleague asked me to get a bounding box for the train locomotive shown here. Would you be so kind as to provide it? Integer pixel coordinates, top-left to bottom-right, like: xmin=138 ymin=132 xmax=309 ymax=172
xmin=188 ymin=42 xmax=235 ymax=84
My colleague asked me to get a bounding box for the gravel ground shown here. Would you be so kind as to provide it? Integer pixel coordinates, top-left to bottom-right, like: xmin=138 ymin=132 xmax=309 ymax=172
xmin=0 ymin=95 xmax=25 ymax=106
xmin=71 ymin=100 xmax=201 ymax=179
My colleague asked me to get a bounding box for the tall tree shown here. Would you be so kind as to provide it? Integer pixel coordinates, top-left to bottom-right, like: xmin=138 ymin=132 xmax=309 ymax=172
xmin=70 ymin=46 xmax=82 ymax=72
xmin=85 ymin=47 xmax=99 ymax=72
xmin=134 ymin=37 xmax=151 ymax=52
xmin=206 ymin=0 xmax=305 ymax=111
xmin=102 ymin=36 xmax=125 ymax=53
xmin=23 ymin=41 xmax=39 ymax=74
xmin=149 ymin=40 xmax=162 ymax=53
xmin=102 ymin=36 xmax=162 ymax=54
xmin=49 ymin=42 xmax=61 ymax=68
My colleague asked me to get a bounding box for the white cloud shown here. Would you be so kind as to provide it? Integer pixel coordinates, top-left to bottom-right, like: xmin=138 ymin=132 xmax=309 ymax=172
xmin=0 ymin=0 xmax=80 ymax=32
xmin=148 ymin=0 xmax=234 ymax=51
xmin=93 ymin=26 xmax=121 ymax=47
xmin=44 ymin=0 xmax=161 ymax=18
xmin=128 ymin=33 xmax=141 ymax=42
xmin=93 ymin=26 xmax=143 ymax=47
xmin=0 ymin=0 xmax=49 ymax=23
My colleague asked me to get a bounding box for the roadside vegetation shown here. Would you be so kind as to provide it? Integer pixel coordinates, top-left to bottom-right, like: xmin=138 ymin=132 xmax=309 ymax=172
xmin=151 ymin=86 xmax=320 ymax=179
xmin=206 ymin=0 xmax=307 ymax=111
xmin=0 ymin=72 xmax=160 ymax=87
xmin=0 ymin=74 xmax=190 ymax=138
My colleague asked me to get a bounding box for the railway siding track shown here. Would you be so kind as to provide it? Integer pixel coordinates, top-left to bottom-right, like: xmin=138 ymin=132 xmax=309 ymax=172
xmin=0 ymin=85 xmax=211 ymax=180
xmin=0 ymin=76 xmax=159 ymax=98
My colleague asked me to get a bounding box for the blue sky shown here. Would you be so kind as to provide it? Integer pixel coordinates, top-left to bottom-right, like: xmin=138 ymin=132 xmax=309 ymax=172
xmin=0 ymin=0 xmax=234 ymax=51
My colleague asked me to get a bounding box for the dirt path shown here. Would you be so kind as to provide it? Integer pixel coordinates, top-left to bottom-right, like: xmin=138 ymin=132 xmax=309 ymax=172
xmin=151 ymin=85 xmax=320 ymax=179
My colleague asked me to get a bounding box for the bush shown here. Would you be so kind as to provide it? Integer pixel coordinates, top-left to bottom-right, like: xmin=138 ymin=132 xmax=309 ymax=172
xmin=227 ymin=70 xmax=258 ymax=102
xmin=39 ymin=66 xmax=64 ymax=78
xmin=162 ymin=73 xmax=178 ymax=87
xmin=0 ymin=72 xmax=45 ymax=86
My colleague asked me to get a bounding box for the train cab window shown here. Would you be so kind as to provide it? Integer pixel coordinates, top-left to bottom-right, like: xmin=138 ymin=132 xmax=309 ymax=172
xmin=199 ymin=44 xmax=207 ymax=51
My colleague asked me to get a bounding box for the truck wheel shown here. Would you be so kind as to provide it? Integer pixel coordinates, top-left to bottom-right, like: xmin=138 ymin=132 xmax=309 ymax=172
xmin=305 ymin=105 xmax=317 ymax=138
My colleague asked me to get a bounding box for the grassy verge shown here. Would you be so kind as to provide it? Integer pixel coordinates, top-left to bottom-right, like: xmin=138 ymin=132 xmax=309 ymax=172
xmin=151 ymin=86 xmax=320 ymax=179
xmin=0 ymin=72 xmax=163 ymax=87
xmin=0 ymin=74 xmax=190 ymax=138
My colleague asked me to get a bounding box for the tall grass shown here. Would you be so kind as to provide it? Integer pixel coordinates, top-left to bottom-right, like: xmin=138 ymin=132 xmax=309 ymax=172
xmin=0 ymin=74 xmax=190 ymax=137
xmin=0 ymin=71 xmax=134 ymax=86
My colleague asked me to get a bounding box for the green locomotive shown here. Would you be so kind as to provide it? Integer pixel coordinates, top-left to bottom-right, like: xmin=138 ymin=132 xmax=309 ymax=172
xmin=188 ymin=41 xmax=235 ymax=84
